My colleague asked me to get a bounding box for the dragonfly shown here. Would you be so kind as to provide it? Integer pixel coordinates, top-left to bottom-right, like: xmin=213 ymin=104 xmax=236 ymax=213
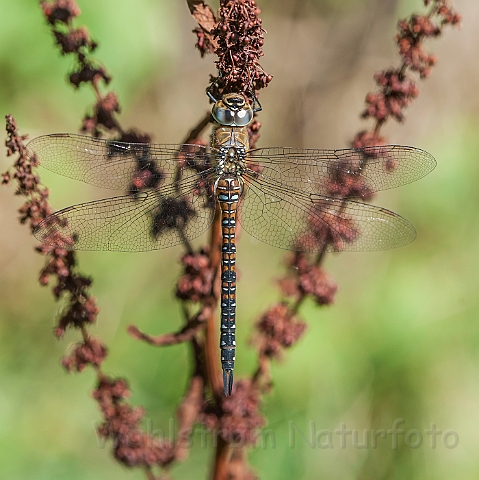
xmin=27 ymin=91 xmax=436 ymax=396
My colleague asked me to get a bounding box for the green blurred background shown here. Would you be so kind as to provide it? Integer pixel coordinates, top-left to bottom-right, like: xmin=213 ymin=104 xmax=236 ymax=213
xmin=1 ymin=0 xmax=478 ymax=478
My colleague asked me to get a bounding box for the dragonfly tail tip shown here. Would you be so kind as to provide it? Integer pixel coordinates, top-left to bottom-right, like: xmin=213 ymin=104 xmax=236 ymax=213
xmin=223 ymin=369 xmax=234 ymax=396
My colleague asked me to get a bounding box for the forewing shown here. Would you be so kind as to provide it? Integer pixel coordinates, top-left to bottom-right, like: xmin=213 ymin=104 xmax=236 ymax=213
xmin=247 ymin=145 xmax=436 ymax=196
xmin=26 ymin=133 xmax=212 ymax=190
xmin=34 ymin=172 xmax=216 ymax=252
xmin=238 ymin=171 xmax=416 ymax=253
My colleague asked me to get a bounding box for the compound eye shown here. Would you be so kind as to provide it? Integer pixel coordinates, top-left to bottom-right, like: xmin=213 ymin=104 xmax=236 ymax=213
xmin=234 ymin=108 xmax=253 ymax=126
xmin=213 ymin=107 xmax=235 ymax=126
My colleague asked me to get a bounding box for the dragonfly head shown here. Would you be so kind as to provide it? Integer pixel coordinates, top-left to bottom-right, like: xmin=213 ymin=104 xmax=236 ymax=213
xmin=212 ymin=93 xmax=254 ymax=127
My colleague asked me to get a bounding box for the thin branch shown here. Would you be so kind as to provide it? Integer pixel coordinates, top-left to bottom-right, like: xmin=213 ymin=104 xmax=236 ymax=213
xmin=127 ymin=314 xmax=206 ymax=346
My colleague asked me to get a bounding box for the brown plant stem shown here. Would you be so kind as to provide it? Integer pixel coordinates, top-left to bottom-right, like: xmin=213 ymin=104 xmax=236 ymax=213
xmin=127 ymin=316 xmax=205 ymax=346
xmin=182 ymin=112 xmax=214 ymax=144
xmin=205 ymin=206 xmax=223 ymax=397
xmin=144 ymin=467 xmax=156 ymax=480
xmin=175 ymin=375 xmax=204 ymax=461
xmin=212 ymin=436 xmax=230 ymax=480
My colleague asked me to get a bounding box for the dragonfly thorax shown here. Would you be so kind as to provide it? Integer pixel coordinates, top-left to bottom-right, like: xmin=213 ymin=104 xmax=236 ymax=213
xmin=216 ymin=146 xmax=247 ymax=176
xmin=211 ymin=118 xmax=249 ymax=176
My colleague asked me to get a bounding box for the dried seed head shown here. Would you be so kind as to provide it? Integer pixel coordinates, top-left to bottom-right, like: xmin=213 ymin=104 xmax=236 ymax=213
xmin=62 ymin=337 xmax=108 ymax=371
xmin=254 ymin=303 xmax=307 ymax=359
xmin=200 ymin=380 xmax=265 ymax=446
xmin=279 ymin=253 xmax=338 ymax=305
xmin=210 ymin=0 xmax=272 ymax=100
xmin=93 ymin=376 xmax=174 ymax=468
xmin=41 ymin=0 xmax=81 ymax=25
xmin=176 ymin=248 xmax=214 ymax=302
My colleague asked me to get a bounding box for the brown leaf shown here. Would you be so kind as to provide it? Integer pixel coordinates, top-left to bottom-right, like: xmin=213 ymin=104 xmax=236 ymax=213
xmin=186 ymin=0 xmax=217 ymax=32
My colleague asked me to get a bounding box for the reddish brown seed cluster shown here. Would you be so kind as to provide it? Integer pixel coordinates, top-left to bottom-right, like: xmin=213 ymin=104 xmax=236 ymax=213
xmin=2 ymin=115 xmax=152 ymax=469
xmin=3 ymin=115 xmax=101 ymax=339
xmin=83 ymin=91 xmax=121 ymax=132
xmin=41 ymin=1 xmax=104 ymax=87
xmin=41 ymin=0 xmax=80 ymax=24
xmin=398 ymin=1 xmax=460 ymax=78
xmin=355 ymin=0 xmax=460 ymax=142
xmin=41 ymin=0 xmax=150 ymax=144
xmin=2 ymin=116 xmax=51 ymax=230
xmin=194 ymin=26 xmax=217 ymax=57
xmin=297 ymin=207 xmax=358 ymax=253
xmin=176 ymin=248 xmax=214 ymax=302
xmin=62 ymin=337 xmax=108 ymax=372
xmin=435 ymin=1 xmax=462 ymax=24
xmin=396 ymin=16 xmax=439 ymax=78
xmin=53 ymin=25 xmax=96 ymax=55
xmin=352 ymin=130 xmax=387 ymax=149
xmin=69 ymin=64 xmax=110 ymax=88
xmin=53 ymin=283 xmax=99 ymax=332
xmin=210 ymin=0 xmax=272 ymax=98
xmin=246 ymin=117 xmax=262 ymax=150
xmin=192 ymin=1 xmax=272 ymax=154
xmin=151 ymin=198 xmax=196 ymax=238
xmin=176 ymin=141 xmax=212 ymax=181
xmin=326 ymin=160 xmax=375 ymax=201
xmin=253 ymin=303 xmax=307 ymax=360
xmin=94 ymin=377 xmax=174 ymax=468
xmin=279 ymin=253 xmax=337 ymax=306
xmin=201 ymin=380 xmax=265 ymax=446
xmin=362 ymin=70 xmax=420 ymax=123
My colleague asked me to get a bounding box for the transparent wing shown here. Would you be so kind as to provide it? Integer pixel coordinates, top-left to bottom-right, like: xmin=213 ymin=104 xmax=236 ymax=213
xmin=26 ymin=133 xmax=212 ymax=190
xmin=34 ymin=172 xmax=216 ymax=252
xmin=246 ymin=145 xmax=436 ymax=197
xmin=238 ymin=170 xmax=416 ymax=253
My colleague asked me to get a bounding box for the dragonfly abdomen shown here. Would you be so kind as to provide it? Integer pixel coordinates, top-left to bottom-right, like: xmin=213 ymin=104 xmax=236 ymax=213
xmin=216 ymin=175 xmax=242 ymax=396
